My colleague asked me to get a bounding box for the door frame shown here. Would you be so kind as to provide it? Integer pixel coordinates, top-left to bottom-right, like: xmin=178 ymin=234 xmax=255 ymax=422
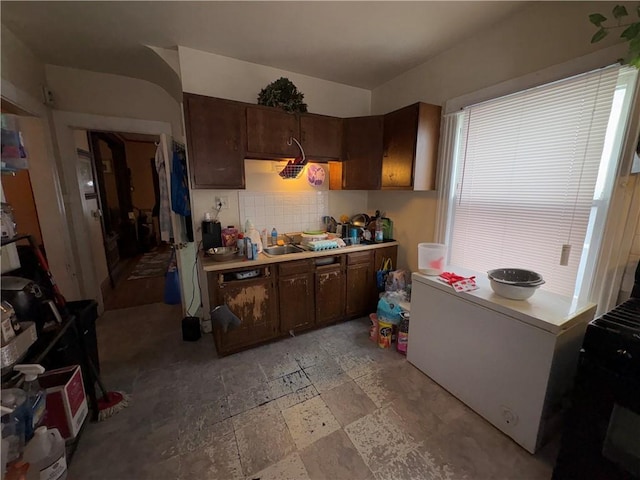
xmin=50 ymin=110 xmax=192 ymax=314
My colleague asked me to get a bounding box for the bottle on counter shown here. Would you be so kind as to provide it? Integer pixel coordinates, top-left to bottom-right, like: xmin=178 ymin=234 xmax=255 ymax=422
xmin=237 ymin=233 xmax=245 ymax=256
xmin=245 ymin=236 xmax=253 ymax=260
xmin=244 ymin=220 xmax=263 ymax=254
xmin=260 ymin=229 xmax=268 ymax=249
xmin=271 ymin=227 xmax=278 ymax=246
xmin=375 ymin=217 xmax=384 ymax=243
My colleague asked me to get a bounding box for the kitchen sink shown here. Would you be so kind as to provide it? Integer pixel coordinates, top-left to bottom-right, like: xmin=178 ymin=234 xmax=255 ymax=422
xmin=263 ymin=244 xmax=305 ymax=256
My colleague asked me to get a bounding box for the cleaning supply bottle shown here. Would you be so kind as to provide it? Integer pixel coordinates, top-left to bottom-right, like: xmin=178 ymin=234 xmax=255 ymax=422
xmin=22 ymin=426 xmax=67 ymax=480
xmin=244 ymin=220 xmax=263 ymax=254
xmin=1 ymin=402 xmax=25 ymax=465
xmin=271 ymin=227 xmax=278 ymax=246
xmin=13 ymin=365 xmax=46 ymax=440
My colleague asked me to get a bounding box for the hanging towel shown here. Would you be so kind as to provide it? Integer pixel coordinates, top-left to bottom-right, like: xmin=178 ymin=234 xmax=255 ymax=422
xmin=171 ymin=148 xmax=194 ymax=242
xmin=171 ymin=149 xmax=191 ymax=216
xmin=155 ymin=144 xmax=173 ymax=242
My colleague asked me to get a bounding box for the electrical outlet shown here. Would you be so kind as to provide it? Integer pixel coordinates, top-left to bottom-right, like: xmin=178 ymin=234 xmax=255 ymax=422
xmin=215 ymin=196 xmax=229 ymax=209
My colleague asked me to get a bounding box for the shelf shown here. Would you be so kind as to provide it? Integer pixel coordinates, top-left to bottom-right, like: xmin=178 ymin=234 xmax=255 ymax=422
xmin=1 ymin=234 xmax=32 ymax=247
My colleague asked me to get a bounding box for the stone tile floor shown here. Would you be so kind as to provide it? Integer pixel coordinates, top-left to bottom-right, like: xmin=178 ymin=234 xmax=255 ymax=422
xmin=68 ymin=302 xmax=558 ymax=479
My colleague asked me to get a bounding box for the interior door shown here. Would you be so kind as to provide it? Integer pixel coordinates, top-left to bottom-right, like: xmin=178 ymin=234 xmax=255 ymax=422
xmin=159 ymin=133 xmax=194 ymax=317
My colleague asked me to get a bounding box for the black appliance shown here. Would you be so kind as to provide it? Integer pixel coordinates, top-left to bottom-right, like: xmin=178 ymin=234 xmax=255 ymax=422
xmin=0 ymin=276 xmax=61 ymax=334
xmin=553 ymin=263 xmax=640 ymax=479
xmin=202 ymin=220 xmax=222 ymax=250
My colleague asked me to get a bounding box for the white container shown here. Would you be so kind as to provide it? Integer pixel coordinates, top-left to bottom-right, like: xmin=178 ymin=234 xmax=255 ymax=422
xmin=418 ymin=243 xmax=447 ymax=275
xmin=23 ymin=426 xmax=67 ymax=480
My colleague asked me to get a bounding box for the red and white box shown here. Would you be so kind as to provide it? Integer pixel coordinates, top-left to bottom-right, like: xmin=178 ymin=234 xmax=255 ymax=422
xmin=40 ymin=365 xmax=88 ymax=440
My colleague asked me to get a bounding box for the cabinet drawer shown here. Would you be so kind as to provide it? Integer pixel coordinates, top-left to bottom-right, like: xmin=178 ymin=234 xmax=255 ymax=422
xmin=347 ymin=250 xmax=372 ymax=265
xmin=279 ymin=259 xmax=312 ymax=276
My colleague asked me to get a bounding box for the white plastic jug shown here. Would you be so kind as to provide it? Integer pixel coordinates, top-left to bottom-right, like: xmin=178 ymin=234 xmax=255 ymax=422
xmin=418 ymin=243 xmax=447 ymax=275
xmin=23 ymin=426 xmax=67 ymax=480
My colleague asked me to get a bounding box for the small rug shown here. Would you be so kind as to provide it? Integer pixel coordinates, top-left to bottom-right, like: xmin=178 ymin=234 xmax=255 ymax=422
xmin=127 ymin=248 xmax=172 ymax=280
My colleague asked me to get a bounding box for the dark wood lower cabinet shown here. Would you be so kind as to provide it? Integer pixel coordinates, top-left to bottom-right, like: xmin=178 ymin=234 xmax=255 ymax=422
xmin=208 ymin=245 xmax=396 ymax=356
xmin=278 ymin=260 xmax=315 ymax=333
xmin=209 ymin=267 xmax=278 ymax=355
xmin=345 ymin=251 xmax=376 ymax=318
xmin=315 ymin=260 xmax=345 ymax=325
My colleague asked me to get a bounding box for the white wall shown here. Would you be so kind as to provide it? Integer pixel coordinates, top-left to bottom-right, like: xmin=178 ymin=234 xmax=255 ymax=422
xmin=371 ymin=1 xmax=631 ymax=113
xmin=1 ymin=26 xmax=46 ymax=102
xmin=179 ymin=46 xmax=371 ymax=118
xmin=45 ymin=65 xmax=183 ymax=139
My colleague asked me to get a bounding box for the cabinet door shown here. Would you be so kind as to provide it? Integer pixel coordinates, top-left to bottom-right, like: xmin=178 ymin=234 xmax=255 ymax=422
xmin=382 ymin=103 xmax=418 ymax=189
xmin=300 ymin=114 xmax=342 ymax=160
xmin=346 ymin=251 xmax=375 ymax=317
xmin=211 ymin=273 xmax=277 ymax=354
xmin=246 ymin=106 xmax=299 ymax=158
xmin=382 ymin=102 xmax=441 ymax=191
xmin=278 ymin=260 xmax=315 ymax=333
xmin=342 ymin=116 xmax=384 ymax=190
xmin=183 ymin=93 xmax=246 ymax=189
xmin=315 ymin=263 xmax=345 ymax=325
xmin=374 ymin=245 xmax=398 ymax=273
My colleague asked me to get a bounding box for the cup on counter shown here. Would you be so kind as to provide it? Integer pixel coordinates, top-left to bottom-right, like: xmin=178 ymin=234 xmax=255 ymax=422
xmin=349 ymin=227 xmax=361 ymax=245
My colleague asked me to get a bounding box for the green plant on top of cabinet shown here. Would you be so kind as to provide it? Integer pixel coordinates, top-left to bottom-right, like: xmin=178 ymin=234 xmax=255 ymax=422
xmin=382 ymin=102 xmax=441 ymax=190
xmin=331 ymin=115 xmax=384 ymax=190
xmin=183 ymin=93 xmax=246 ymax=189
xmin=278 ymin=260 xmax=315 ymax=332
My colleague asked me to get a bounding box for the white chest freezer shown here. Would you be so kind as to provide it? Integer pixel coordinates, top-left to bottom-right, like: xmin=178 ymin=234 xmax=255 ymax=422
xmin=408 ymin=268 xmax=596 ymax=453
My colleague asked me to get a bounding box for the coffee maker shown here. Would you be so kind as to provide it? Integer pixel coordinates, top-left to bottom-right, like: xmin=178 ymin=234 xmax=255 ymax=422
xmin=202 ymin=219 xmax=222 ymax=250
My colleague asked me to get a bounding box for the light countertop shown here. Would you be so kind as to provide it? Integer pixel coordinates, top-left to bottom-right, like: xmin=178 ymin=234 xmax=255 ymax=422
xmin=412 ymin=267 xmax=596 ymax=335
xmin=201 ymin=241 xmax=399 ymax=272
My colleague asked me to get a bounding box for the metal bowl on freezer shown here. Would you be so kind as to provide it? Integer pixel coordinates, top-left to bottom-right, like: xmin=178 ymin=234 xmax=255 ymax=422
xmin=487 ymin=268 xmax=544 ymax=286
xmin=488 ymin=278 xmax=542 ymax=300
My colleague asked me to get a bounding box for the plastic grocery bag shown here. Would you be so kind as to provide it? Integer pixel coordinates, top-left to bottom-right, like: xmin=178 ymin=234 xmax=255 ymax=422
xmin=376 ymin=258 xmax=393 ymax=292
xmin=376 ymin=292 xmax=404 ymax=326
xmin=385 ymin=269 xmax=408 ymax=292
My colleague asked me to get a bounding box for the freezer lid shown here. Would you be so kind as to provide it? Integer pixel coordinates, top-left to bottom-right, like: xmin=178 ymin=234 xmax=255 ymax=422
xmin=411 ymin=268 xmax=596 ymax=335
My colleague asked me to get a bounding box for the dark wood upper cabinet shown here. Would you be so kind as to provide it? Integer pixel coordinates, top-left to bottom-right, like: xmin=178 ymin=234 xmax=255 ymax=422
xmin=382 ymin=102 xmax=441 ymax=190
xmin=246 ymin=106 xmax=299 ymax=158
xmin=183 ymin=93 xmax=246 ymax=189
xmin=300 ymin=114 xmax=342 ymax=160
xmin=340 ymin=115 xmax=384 ymax=190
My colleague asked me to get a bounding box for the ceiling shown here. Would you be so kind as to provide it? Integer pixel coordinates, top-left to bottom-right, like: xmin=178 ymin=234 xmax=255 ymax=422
xmin=1 ymin=1 xmax=528 ymax=99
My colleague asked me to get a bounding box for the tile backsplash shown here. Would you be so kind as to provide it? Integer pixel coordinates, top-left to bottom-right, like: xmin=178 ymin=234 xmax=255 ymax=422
xmin=239 ymin=191 xmax=328 ymax=234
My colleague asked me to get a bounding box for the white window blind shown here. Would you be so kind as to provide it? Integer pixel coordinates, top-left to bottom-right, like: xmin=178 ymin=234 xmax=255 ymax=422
xmin=450 ymin=67 xmax=621 ymax=298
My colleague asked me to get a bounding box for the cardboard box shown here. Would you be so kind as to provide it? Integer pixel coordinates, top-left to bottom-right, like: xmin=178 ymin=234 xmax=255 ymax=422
xmin=40 ymin=365 xmax=88 ymax=440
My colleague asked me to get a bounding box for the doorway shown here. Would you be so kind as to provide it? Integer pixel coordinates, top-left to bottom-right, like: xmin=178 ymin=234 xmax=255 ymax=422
xmin=78 ymin=130 xmax=170 ymax=310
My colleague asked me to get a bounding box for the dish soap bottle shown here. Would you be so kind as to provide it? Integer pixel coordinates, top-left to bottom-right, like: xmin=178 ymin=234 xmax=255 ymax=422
xmin=271 ymin=227 xmax=278 ymax=246
xmin=13 ymin=364 xmax=46 ymax=440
